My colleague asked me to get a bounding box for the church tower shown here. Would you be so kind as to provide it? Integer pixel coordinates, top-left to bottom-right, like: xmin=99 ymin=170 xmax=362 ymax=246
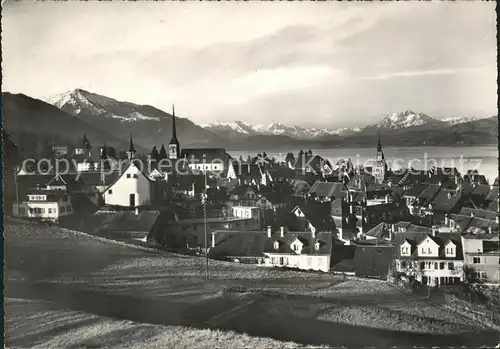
xmin=127 ymin=132 xmax=136 ymax=161
xmin=373 ymin=129 xmax=387 ymax=184
xmin=168 ymin=105 xmax=180 ymax=160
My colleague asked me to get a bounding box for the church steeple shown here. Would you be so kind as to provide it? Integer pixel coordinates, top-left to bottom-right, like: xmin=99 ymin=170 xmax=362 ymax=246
xmin=127 ymin=132 xmax=136 ymax=160
xmin=374 ymin=128 xmax=387 ymax=184
xmin=168 ymin=105 xmax=180 ymax=159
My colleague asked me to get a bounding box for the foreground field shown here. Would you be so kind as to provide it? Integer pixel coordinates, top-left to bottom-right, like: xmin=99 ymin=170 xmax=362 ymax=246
xmin=4 ymin=221 xmax=499 ymax=347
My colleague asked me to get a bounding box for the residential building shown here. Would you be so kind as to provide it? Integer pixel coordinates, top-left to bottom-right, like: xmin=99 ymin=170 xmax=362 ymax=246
xmin=52 ymin=145 xmax=68 ymax=157
xmin=461 ymin=233 xmax=500 ymax=285
xmin=394 ymin=231 xmax=464 ymax=286
xmin=13 ymin=189 xmax=73 ymax=221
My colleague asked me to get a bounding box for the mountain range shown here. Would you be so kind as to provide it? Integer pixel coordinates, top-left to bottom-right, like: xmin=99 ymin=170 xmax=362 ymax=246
xmin=1 ymin=89 xmax=497 ymax=154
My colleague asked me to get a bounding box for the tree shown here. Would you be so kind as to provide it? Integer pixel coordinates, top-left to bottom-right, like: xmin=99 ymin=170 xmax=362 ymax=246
xmin=159 ymin=145 xmax=167 ymax=159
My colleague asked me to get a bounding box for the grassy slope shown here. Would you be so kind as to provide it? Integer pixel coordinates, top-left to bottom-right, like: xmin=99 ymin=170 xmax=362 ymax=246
xmin=4 ymin=221 xmax=499 ymax=347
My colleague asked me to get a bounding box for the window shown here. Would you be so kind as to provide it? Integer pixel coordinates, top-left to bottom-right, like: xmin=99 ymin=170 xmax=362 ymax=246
xmin=293 ymin=244 xmax=300 ymax=251
xmin=127 ymin=174 xmax=131 ymax=178
xmin=421 ymin=247 xmax=425 ymax=254
xmin=61 ymin=207 xmax=65 ymax=213
xmin=401 ymin=246 xmax=410 ymax=256
xmin=273 ymin=241 xmax=279 ymax=250
xmin=133 ymin=174 xmax=138 ymax=179
xmin=439 ymin=262 xmax=444 ymax=270
xmin=40 ymin=208 xmax=45 ymax=213
xmin=108 ymin=190 xmax=113 ymax=194
xmin=420 ymin=262 xmax=425 ymax=270
xmin=314 ymin=242 xmax=320 ymax=251
xmin=279 ymin=257 xmax=284 ymax=266
xmin=401 ymin=261 xmax=407 ymax=269
xmin=448 ymin=262 xmax=455 ymax=270
xmin=67 ymin=205 xmax=72 ymax=212
xmin=48 ymin=208 xmax=52 ymax=214
xmin=428 ymin=248 xmax=432 ymax=254
xmin=473 ymin=257 xmax=481 ymax=264
xmin=434 ymin=262 xmax=438 ymax=269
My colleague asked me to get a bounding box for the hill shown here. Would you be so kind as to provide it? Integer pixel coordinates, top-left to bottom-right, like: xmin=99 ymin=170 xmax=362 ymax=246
xmin=46 ymin=89 xmax=220 ymax=149
xmin=2 ymin=92 xmax=135 ymax=156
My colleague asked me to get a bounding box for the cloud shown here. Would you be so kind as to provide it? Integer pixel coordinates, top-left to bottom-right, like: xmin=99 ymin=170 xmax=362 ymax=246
xmin=2 ymin=1 xmax=497 ymax=127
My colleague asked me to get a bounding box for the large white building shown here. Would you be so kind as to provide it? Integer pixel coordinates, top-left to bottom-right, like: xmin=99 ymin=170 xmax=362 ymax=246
xmin=461 ymin=233 xmax=500 ymax=286
xmin=103 ymin=162 xmax=152 ymax=207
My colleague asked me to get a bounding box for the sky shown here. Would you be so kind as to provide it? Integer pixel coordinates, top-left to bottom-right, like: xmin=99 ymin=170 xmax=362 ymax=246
xmin=2 ymin=1 xmax=497 ymax=128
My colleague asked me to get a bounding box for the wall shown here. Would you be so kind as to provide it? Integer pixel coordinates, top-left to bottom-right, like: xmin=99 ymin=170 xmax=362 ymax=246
xmin=103 ymin=164 xmax=151 ymax=207
xmin=13 ymin=198 xmax=73 ymax=220
xmin=264 ymin=253 xmax=330 ymax=272
xmin=396 ymin=259 xmax=464 ymax=286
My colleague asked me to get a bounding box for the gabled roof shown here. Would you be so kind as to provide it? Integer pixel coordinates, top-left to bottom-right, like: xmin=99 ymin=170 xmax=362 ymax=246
xmin=209 ymin=231 xmax=269 ymax=258
xmin=181 ymin=148 xmax=228 ymax=163
xmin=265 ymin=231 xmax=333 ymax=255
xmin=431 ymin=189 xmax=463 ymax=213
xmin=459 ymin=207 xmax=498 ymax=221
xmin=394 ymin=231 xmax=463 ymax=260
xmin=308 ymin=181 xmax=346 ymax=199
xmin=415 ymin=184 xmax=442 ymax=207
xmin=471 ymin=184 xmax=491 ymax=198
xmin=293 ymin=201 xmax=333 ymax=231
xmin=403 ymin=184 xmax=428 ymax=198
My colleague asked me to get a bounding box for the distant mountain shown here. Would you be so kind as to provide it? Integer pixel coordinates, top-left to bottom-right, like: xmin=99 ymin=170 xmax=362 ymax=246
xmin=203 ymin=121 xmax=360 ymax=139
xmin=2 ymin=92 xmax=132 ymax=156
xmin=46 ymin=89 xmax=220 ymax=149
xmin=442 ymin=115 xmax=478 ymax=125
xmin=373 ymin=110 xmax=439 ymax=129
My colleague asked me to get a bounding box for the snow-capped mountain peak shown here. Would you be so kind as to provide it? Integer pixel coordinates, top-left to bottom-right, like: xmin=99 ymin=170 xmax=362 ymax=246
xmin=442 ymin=115 xmax=478 ymax=125
xmin=202 ymin=121 xmax=361 ymax=139
xmin=45 ymin=89 xmax=161 ymax=122
xmin=376 ymin=110 xmax=436 ymax=129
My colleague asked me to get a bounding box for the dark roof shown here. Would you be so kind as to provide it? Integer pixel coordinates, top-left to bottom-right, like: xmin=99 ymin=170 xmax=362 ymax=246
xmin=77 ymin=171 xmax=121 ymax=187
xmin=209 ymin=231 xmax=268 ymax=258
xmin=485 ymin=186 xmax=499 ymax=202
xmin=331 ymin=244 xmax=394 ymax=278
xmin=431 ymin=189 xmax=463 ymax=213
xmin=291 ymin=179 xmax=311 ymax=196
xmin=403 ymin=184 xmax=428 ymax=198
xmin=265 ymin=231 xmax=333 ymax=255
xmin=181 ymin=148 xmax=228 ymax=163
xmin=415 ymin=185 xmax=441 ymax=207
xmin=293 ymin=201 xmax=334 ymax=231
xmin=24 ymin=189 xmax=68 ymax=202
xmin=308 ymin=181 xmax=347 ymax=199
xmin=471 ymin=184 xmax=491 ymax=198
xmin=459 ymin=207 xmax=498 ymax=220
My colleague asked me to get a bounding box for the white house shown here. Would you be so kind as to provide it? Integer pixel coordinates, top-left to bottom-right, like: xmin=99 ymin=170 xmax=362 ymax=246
xmin=103 ymin=162 xmax=152 ymax=207
xmin=461 ymin=233 xmax=500 ymax=285
xmin=13 ymin=189 xmax=73 ymax=221
xmin=394 ymin=231 xmax=464 ymax=286
xmin=263 ymin=227 xmax=333 ymax=272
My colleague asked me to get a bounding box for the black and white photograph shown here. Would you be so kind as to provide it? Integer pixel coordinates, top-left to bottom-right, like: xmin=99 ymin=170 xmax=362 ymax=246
xmin=2 ymin=1 xmax=499 ymax=348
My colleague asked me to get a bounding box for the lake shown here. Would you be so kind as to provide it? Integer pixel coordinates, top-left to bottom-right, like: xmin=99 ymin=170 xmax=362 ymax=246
xmin=229 ymin=146 xmax=499 ymax=183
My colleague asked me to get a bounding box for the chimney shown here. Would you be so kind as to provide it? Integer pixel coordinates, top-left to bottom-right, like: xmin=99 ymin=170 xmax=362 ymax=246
xmin=388 ymin=225 xmax=392 ymax=241
xmin=350 ymin=204 xmax=353 ymax=214
xmin=280 ymin=226 xmax=285 ymax=237
xmin=134 ymin=207 xmax=139 ymax=216
xmin=496 ymin=216 xmax=499 ymax=224
xmin=444 ymin=215 xmax=449 ymax=225
xmin=455 ymin=175 xmax=459 ymax=185
xmin=312 ymin=227 xmax=316 ymax=239
xmin=385 ymin=194 xmax=390 ymax=203
xmin=391 ymin=224 xmax=395 ymax=233
xmin=488 ymin=226 xmax=492 ymax=234
xmin=211 ymin=233 xmax=216 ymax=248
xmin=470 ymin=211 xmax=474 ymax=218
xmin=431 ymin=226 xmax=437 ymax=237
xmin=238 ymin=178 xmax=241 ymax=186
xmin=267 ymin=225 xmax=272 ymax=238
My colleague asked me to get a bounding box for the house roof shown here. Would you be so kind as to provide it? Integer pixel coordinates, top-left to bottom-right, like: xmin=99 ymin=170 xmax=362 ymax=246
xmin=291 ymin=179 xmax=311 ymax=196
xmin=471 ymin=184 xmax=491 ymax=198
xmin=77 ymin=171 xmax=121 ymax=188
xmin=331 ymin=244 xmax=394 ymax=278
xmin=415 ymin=184 xmax=442 ymax=207
xmin=209 ymin=231 xmax=269 ymax=258
xmin=308 ymin=181 xmax=346 ymax=199
xmin=265 ymin=231 xmax=333 ymax=255
xmin=293 ymin=201 xmax=333 ymax=231
xmin=181 ymin=148 xmax=228 ymax=163
xmin=459 ymin=207 xmax=498 ymax=221
xmin=403 ymin=184 xmax=428 ymax=198
xmin=431 ymin=189 xmax=463 ymax=213
xmin=394 ymin=231 xmax=463 ymax=260
xmin=24 ymin=189 xmax=69 ymax=202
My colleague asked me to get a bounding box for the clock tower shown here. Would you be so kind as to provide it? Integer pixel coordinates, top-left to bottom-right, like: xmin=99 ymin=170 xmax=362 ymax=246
xmin=373 ymin=129 xmax=387 ymax=184
xmin=168 ymin=105 xmax=180 ymax=160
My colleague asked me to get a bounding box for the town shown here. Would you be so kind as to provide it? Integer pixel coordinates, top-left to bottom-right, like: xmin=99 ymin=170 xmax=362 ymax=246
xmin=6 ymin=106 xmax=499 ymax=291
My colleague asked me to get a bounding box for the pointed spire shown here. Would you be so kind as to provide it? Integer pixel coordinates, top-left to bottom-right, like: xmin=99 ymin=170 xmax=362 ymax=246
xmin=170 ymin=104 xmax=178 ymax=143
xmin=377 ymin=128 xmax=382 ymax=151
xmin=129 ymin=132 xmax=136 ymax=153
